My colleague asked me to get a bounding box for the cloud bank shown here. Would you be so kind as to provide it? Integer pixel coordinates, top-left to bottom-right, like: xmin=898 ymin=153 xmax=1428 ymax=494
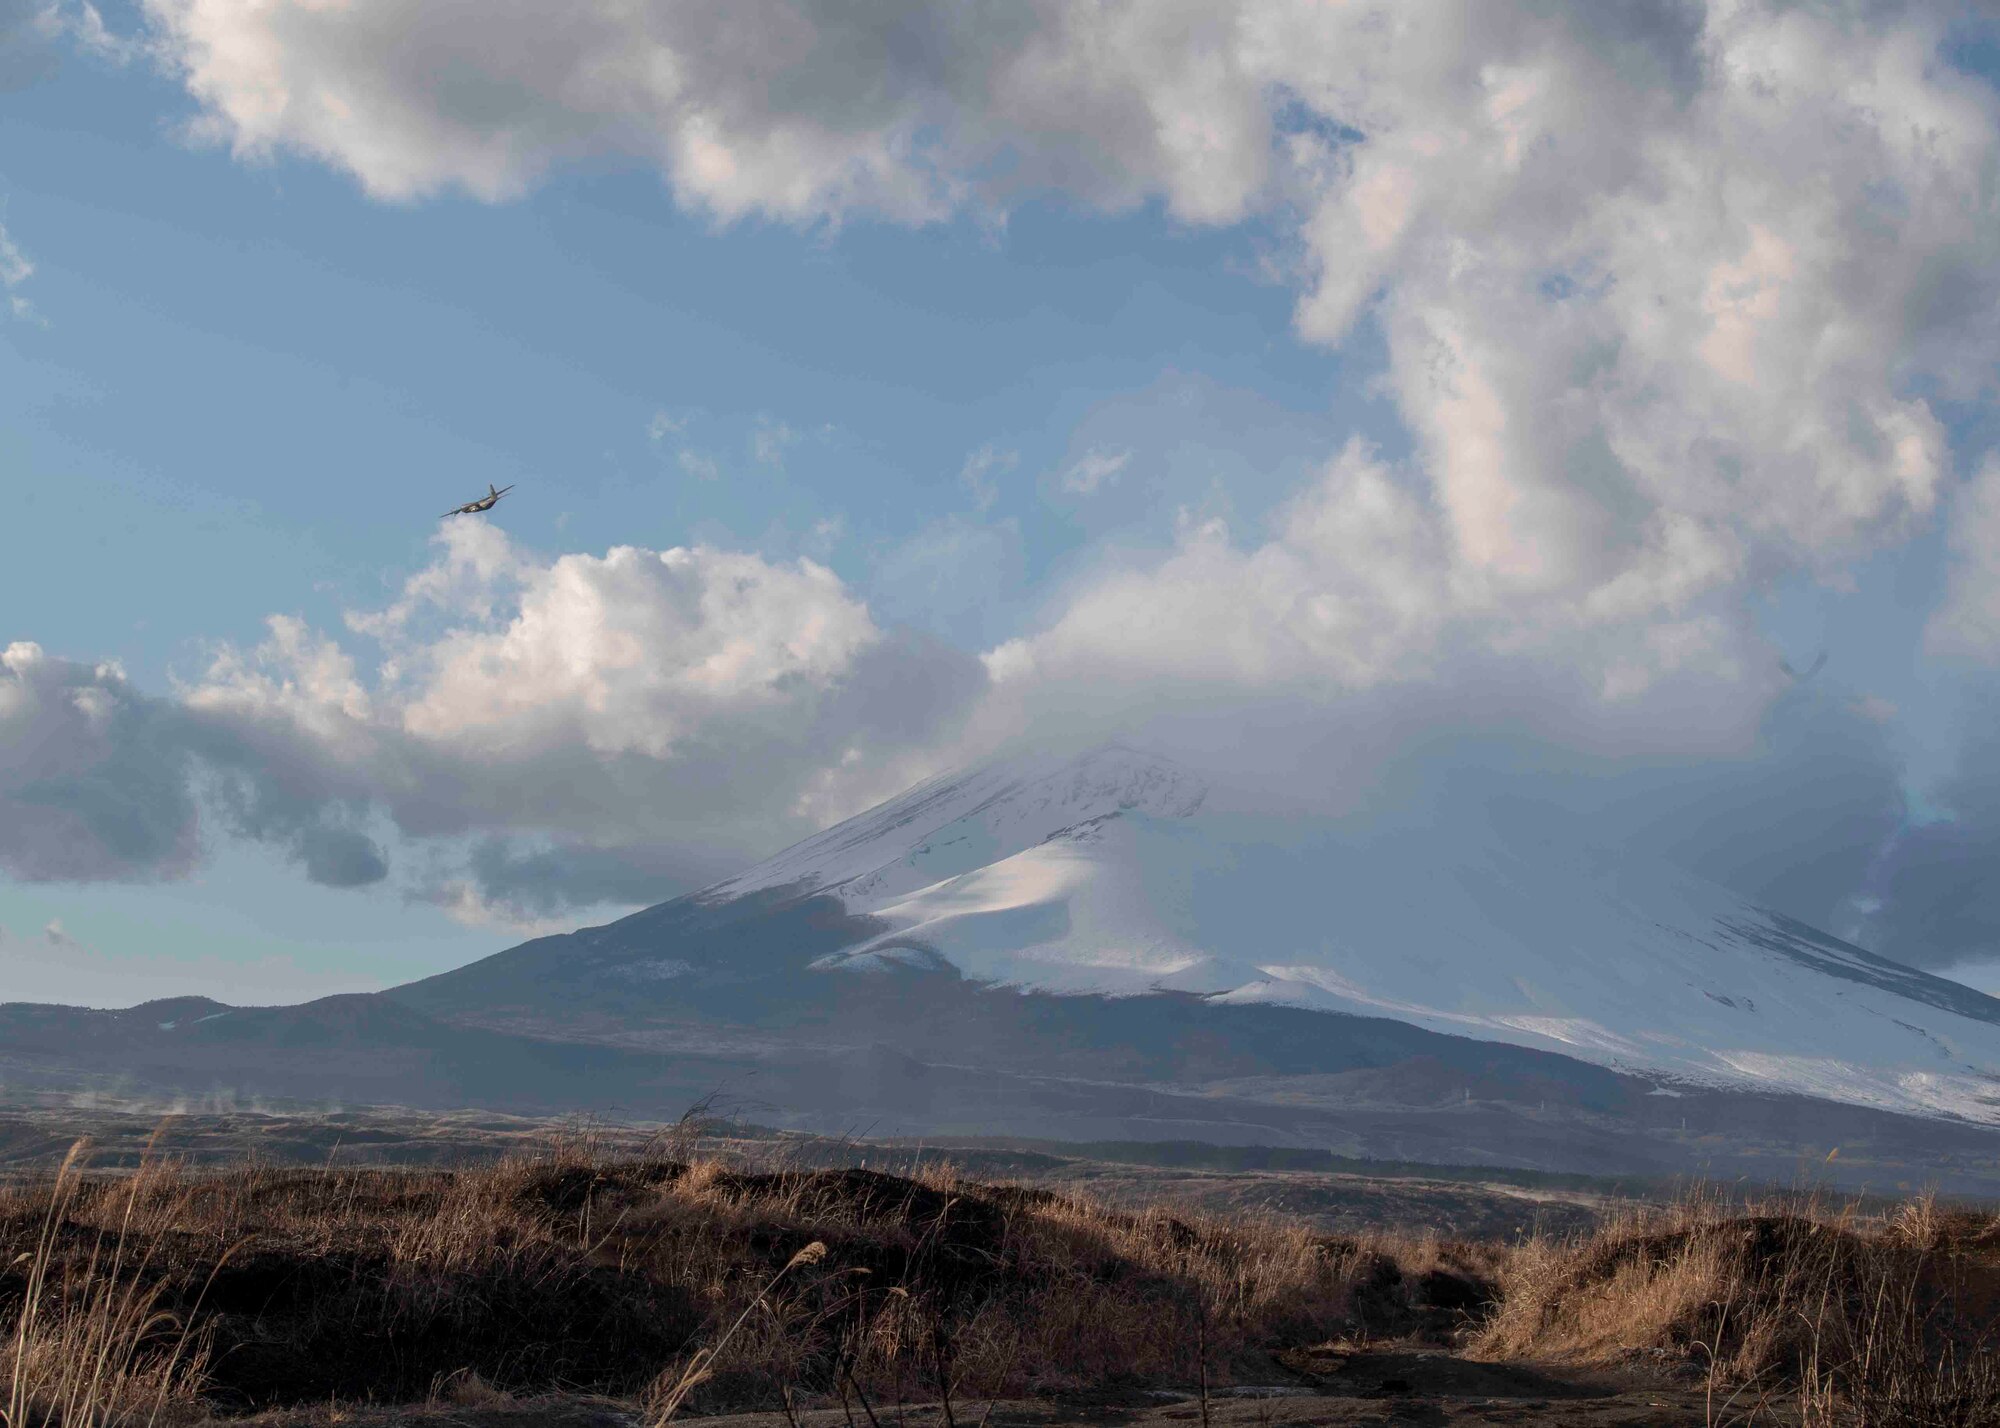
xmin=10 ymin=1 xmax=2000 ymax=960
xmin=132 ymin=1 xmax=2000 ymax=674
xmin=2 ymin=528 xmax=984 ymax=923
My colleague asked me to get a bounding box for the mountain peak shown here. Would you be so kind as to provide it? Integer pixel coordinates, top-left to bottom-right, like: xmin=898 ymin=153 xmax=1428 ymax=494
xmin=704 ymin=742 xmax=1205 ymax=905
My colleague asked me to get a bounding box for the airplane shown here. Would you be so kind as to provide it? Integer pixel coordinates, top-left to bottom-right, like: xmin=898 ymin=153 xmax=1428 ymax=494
xmin=442 ymin=483 xmax=514 ymax=518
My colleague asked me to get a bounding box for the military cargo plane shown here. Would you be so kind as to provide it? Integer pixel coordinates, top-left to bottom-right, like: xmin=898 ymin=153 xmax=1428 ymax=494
xmin=442 ymin=483 xmax=514 ymax=518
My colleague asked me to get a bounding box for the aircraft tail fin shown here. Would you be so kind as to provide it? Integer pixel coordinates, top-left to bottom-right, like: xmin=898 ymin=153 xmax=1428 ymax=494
xmin=489 ymin=483 xmax=499 ymax=497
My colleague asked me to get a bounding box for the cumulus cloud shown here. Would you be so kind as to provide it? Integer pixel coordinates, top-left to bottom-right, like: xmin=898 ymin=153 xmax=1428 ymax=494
xmin=2 ymin=527 xmax=984 ymax=917
xmin=202 ymin=527 xmax=980 ymax=907
xmin=1008 ymin=4 xmax=1992 ymax=713
xmin=991 ymin=441 xmax=1459 ymax=694
xmin=26 ymin=1 xmax=2000 ymax=950
xmin=133 ymin=3 xmax=2000 ymax=696
xmin=136 ymin=1 xmax=2000 ymax=708
xmin=141 ymin=0 xmax=1272 ymax=218
xmin=1280 ymin=2 xmax=1985 ymax=612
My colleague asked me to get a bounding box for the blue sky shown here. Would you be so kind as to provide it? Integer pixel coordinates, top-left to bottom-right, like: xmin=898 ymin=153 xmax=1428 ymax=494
xmin=3 ymin=51 xmax=1350 ymax=673
xmin=5 ymin=1 xmax=2000 ymax=1005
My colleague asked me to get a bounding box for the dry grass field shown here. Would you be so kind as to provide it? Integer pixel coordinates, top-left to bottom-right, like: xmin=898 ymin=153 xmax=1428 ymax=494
xmin=3 ymin=1125 xmax=1998 ymax=1428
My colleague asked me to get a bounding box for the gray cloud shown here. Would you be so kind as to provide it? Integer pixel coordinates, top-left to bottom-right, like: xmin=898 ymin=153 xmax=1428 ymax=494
xmin=0 ymin=643 xmax=201 ymax=882
xmin=457 ymin=838 xmax=723 ymax=919
xmin=0 ymin=642 xmax=398 ymax=891
xmin=142 ymin=0 xmax=1271 ymax=219
xmin=293 ymin=823 xmax=390 ymax=888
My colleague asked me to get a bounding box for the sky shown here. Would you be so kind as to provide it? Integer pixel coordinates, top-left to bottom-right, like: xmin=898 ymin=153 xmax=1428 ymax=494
xmin=4 ymin=0 xmax=2000 ymax=1008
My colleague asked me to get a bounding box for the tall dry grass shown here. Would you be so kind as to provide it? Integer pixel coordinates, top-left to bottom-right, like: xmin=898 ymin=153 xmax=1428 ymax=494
xmin=2 ymin=1133 xmax=1996 ymax=1425
xmin=1475 ymin=1187 xmax=2000 ymax=1425
xmin=2 ymin=1139 xmax=213 ymax=1428
xmin=0 ymin=1136 xmax=1392 ymax=1416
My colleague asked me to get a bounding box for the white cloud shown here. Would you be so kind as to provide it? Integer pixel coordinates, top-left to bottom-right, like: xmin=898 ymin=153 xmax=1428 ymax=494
xmin=677 ymin=448 xmax=720 ymax=482
xmin=990 ymin=442 xmax=1447 ymax=690
xmin=2 ymin=526 xmax=985 ymax=911
xmin=979 ymin=437 xmax=1780 ymax=771
xmin=134 ymin=0 xmax=2000 ymax=699
xmin=965 ymin=2 xmax=1996 ymax=740
xmin=959 ymin=444 xmax=1017 ymax=513
xmin=186 ymin=529 xmax=985 ymax=900
xmin=42 ymin=917 xmax=86 ymax=951
xmin=31 ymin=0 xmax=2000 ymax=936
xmin=380 ymin=542 xmax=881 ymax=759
xmin=1265 ymin=2 xmax=1983 ymax=624
xmin=1060 ymin=447 xmax=1130 ymax=496
xmin=647 ymin=409 xmax=687 ymax=443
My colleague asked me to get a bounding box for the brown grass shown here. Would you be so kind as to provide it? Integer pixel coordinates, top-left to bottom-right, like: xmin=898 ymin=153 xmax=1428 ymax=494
xmin=2 ymin=1135 xmax=1996 ymax=1426
xmin=1475 ymin=1188 xmax=2000 ymax=1425
xmin=3 ymin=1140 xmax=213 ymax=1428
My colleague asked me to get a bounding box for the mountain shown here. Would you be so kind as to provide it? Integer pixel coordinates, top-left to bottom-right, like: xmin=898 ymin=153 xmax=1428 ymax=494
xmin=11 ymin=743 xmax=2000 ymax=1189
xmin=415 ymin=742 xmax=2000 ymax=1124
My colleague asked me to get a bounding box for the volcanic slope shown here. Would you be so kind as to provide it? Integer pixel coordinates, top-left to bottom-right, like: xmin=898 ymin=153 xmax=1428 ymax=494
xmin=398 ymin=743 xmax=2000 ymax=1131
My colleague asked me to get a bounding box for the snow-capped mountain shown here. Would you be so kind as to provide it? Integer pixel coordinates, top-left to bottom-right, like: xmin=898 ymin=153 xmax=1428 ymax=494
xmin=693 ymin=743 xmax=2000 ymax=1126
xmin=27 ymin=741 xmax=2000 ymax=1188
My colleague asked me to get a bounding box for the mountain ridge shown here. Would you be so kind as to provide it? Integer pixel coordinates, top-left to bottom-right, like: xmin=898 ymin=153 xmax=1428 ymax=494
xmin=10 ymin=742 xmax=2000 ymax=1190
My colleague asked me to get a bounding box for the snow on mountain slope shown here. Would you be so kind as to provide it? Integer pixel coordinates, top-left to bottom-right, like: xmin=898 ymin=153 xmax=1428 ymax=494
xmin=700 ymin=744 xmax=2000 ymax=1125
xmin=703 ymin=743 xmax=1206 ymax=906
